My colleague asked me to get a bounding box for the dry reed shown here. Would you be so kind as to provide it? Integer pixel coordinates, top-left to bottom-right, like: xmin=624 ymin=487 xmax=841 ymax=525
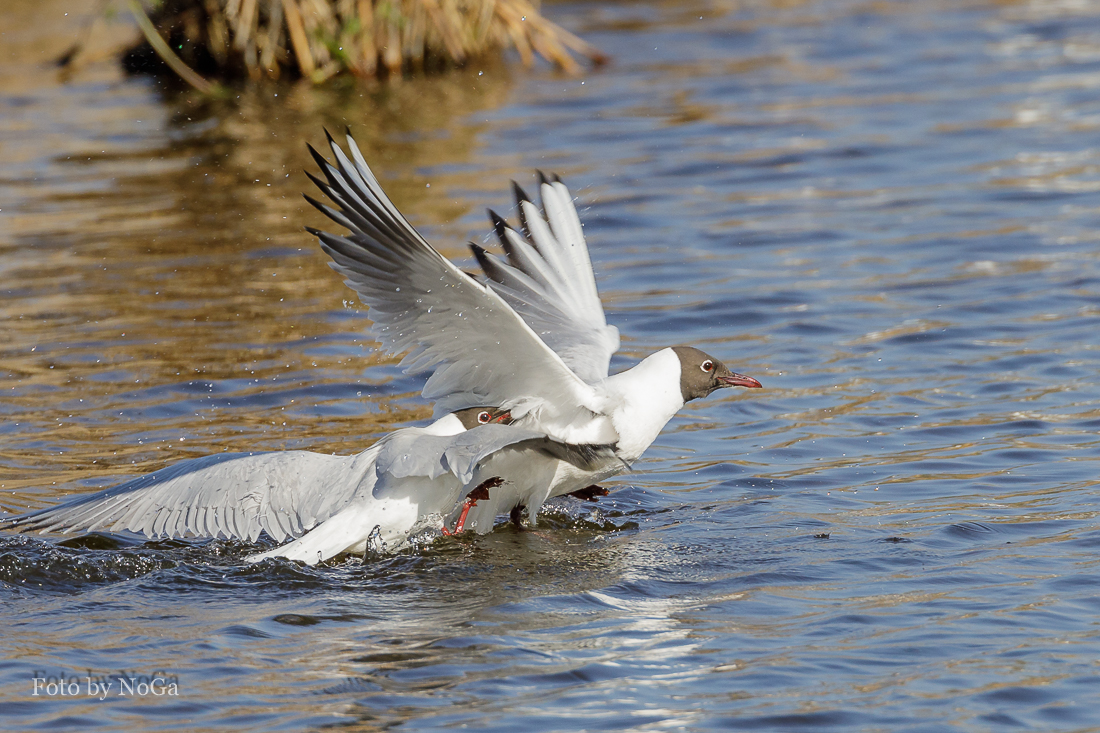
xmin=124 ymin=0 xmax=606 ymax=87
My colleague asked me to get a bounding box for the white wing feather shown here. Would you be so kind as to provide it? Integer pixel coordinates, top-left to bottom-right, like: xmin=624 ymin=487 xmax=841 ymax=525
xmin=3 ymin=448 xmax=381 ymax=542
xmin=305 ymin=132 xmax=617 ymax=444
xmin=472 ymin=177 xmax=619 ymax=384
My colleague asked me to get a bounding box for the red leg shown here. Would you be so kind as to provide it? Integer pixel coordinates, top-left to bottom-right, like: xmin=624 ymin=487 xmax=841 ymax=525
xmin=441 ymin=499 xmax=475 ymax=535
xmin=441 ymin=477 xmax=504 ymax=535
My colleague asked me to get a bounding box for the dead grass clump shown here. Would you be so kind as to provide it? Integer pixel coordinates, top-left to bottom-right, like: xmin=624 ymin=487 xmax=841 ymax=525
xmin=122 ymin=0 xmax=606 ymax=87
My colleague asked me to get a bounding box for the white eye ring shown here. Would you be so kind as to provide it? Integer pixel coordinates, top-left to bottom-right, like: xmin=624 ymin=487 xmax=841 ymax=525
xmin=477 ymin=411 xmax=492 ymax=424
xmin=700 ymin=360 xmax=714 ymax=373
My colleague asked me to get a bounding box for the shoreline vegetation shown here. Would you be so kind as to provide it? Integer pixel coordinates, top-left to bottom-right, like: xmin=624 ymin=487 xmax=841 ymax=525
xmin=64 ymin=0 xmax=607 ymax=93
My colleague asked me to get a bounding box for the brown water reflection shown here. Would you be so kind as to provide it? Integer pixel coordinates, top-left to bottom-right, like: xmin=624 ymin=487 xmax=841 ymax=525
xmin=1 ymin=1 xmax=528 ymax=507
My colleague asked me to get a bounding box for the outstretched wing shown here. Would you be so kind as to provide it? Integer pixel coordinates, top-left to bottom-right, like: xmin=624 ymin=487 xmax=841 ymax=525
xmin=305 ymin=131 xmax=617 ymax=445
xmin=376 ymin=423 xmax=618 ymax=488
xmin=472 ymin=176 xmax=619 ymax=383
xmin=3 ymin=449 xmax=380 ymax=542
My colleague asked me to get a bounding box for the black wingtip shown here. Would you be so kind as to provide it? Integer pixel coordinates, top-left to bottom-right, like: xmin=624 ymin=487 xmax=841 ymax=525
xmin=511 ymin=182 xmax=536 ymax=241
xmin=486 ymin=209 xmax=510 ymax=243
xmin=306 ymin=143 xmax=330 ymax=173
xmin=469 ymin=242 xmax=496 ymax=279
xmin=536 ymin=170 xmax=550 ymax=188
xmin=304 ymin=169 xmax=330 ymax=194
xmin=469 ymin=241 xmax=498 ymax=265
xmin=468 ymin=239 xmax=510 ymax=286
xmin=324 ymin=127 xmax=337 ymax=146
xmin=511 ymin=180 xmax=531 ymax=205
xmin=303 ymin=193 xmax=332 ymax=216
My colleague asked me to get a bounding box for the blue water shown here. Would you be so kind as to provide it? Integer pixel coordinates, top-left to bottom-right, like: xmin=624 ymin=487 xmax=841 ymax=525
xmin=3 ymin=0 xmax=1100 ymax=729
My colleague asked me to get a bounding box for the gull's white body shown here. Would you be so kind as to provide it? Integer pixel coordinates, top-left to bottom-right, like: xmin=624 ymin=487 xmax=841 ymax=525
xmin=501 ymin=347 xmax=689 ymax=519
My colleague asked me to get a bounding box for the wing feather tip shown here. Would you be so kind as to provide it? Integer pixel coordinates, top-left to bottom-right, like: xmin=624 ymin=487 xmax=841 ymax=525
xmin=486 ymin=209 xmax=509 ymax=244
xmin=469 ymin=242 xmax=493 ymax=271
xmin=306 ymin=143 xmax=329 ymax=172
xmin=511 ymin=180 xmax=532 ymax=205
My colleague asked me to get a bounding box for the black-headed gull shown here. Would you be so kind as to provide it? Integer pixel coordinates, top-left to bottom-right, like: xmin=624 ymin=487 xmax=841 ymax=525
xmin=306 ymin=131 xmax=762 ymax=531
xmin=5 ymin=407 xmax=619 ymax=564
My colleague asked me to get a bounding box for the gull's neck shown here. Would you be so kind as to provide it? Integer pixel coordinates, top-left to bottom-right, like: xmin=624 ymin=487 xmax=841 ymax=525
xmin=424 ymin=413 xmax=465 ymax=436
xmin=605 ymin=347 xmax=685 ymax=461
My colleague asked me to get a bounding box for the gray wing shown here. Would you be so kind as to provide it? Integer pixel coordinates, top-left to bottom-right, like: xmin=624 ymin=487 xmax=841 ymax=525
xmin=376 ymin=423 xmax=619 ymax=491
xmin=304 ymin=131 xmax=617 ymax=445
xmin=3 ymin=448 xmax=380 ymax=542
xmin=472 ymin=177 xmax=620 ymax=384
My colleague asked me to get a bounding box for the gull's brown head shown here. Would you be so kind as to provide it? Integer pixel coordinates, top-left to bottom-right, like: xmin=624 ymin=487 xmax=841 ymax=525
xmin=454 ymin=407 xmax=514 ymax=429
xmin=671 ymin=346 xmax=762 ymax=402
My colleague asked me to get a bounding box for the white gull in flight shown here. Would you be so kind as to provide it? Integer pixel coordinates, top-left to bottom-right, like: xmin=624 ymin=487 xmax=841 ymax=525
xmin=305 ymin=131 xmax=761 ymax=531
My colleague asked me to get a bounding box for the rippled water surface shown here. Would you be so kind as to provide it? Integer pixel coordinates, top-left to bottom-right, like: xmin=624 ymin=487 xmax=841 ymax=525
xmin=4 ymin=0 xmax=1100 ymax=729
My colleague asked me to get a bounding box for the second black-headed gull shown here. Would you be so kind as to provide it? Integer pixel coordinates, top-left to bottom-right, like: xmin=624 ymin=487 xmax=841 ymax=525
xmin=306 ymin=131 xmax=762 ymax=530
xmin=5 ymin=407 xmax=619 ymax=564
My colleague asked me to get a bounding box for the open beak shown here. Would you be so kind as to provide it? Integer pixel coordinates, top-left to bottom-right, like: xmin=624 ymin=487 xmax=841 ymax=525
xmin=493 ymin=410 xmax=513 ymax=423
xmin=719 ymin=372 xmax=763 ymax=389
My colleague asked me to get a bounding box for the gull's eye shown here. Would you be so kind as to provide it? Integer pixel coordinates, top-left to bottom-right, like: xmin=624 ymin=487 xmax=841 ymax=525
xmin=477 ymin=411 xmax=492 ymax=424
xmin=700 ymin=360 xmax=715 ymax=373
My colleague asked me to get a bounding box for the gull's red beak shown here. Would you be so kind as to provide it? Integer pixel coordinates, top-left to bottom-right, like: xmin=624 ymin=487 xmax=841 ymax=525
xmin=719 ymin=373 xmax=763 ymax=389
